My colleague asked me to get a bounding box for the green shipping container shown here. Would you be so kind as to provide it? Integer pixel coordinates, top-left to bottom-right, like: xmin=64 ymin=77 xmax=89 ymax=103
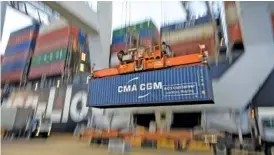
xmin=112 ymin=20 xmax=157 ymax=37
xmin=31 ymin=48 xmax=67 ymax=66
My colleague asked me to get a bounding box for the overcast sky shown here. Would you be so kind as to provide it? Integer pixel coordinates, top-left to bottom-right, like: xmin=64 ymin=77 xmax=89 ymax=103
xmin=0 ymin=1 xmax=207 ymax=55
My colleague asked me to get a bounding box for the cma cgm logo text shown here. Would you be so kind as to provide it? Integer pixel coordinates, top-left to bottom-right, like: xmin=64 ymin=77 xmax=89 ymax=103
xmin=2 ymin=86 xmax=89 ymax=123
xmin=117 ymin=77 xmax=163 ymax=98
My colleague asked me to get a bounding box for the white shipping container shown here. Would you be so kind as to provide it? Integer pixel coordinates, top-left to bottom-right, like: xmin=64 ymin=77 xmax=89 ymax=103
xmin=39 ymin=18 xmax=70 ymax=35
xmin=161 ymin=23 xmax=215 ymax=45
xmin=225 ymin=4 xmax=239 ymax=25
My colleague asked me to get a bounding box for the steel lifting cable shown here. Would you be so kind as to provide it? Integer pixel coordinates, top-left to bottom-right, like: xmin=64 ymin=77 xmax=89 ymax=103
xmin=160 ymin=0 xmax=163 ymax=45
xmin=121 ymin=1 xmax=124 ymax=30
xmin=160 ymin=0 xmax=165 ymax=44
xmin=124 ymin=1 xmax=128 ymax=51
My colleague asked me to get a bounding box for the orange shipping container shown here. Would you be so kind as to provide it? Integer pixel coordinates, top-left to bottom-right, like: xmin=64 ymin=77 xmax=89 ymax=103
xmin=227 ymin=22 xmax=242 ymax=44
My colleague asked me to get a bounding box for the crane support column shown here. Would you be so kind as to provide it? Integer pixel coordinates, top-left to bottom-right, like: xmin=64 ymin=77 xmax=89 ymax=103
xmin=213 ymin=1 xmax=274 ymax=110
xmin=0 ymin=1 xmax=7 ymax=41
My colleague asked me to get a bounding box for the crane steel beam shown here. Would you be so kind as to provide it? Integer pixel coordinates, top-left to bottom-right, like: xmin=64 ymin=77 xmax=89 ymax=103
xmin=43 ymin=1 xmax=98 ymax=35
xmin=0 ymin=1 xmax=7 ymax=42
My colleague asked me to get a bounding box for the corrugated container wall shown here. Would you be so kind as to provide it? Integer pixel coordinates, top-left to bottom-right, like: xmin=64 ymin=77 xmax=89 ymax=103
xmin=88 ymin=65 xmax=214 ymax=107
xmin=1 ymin=24 xmax=40 ymax=83
xmin=28 ymin=20 xmax=89 ymax=80
xmin=110 ymin=20 xmax=160 ymax=68
xmin=160 ymin=16 xmax=217 ymax=58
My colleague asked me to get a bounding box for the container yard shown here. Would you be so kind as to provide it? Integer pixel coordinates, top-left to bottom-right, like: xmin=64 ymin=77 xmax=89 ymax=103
xmin=1 ymin=1 xmax=274 ymax=155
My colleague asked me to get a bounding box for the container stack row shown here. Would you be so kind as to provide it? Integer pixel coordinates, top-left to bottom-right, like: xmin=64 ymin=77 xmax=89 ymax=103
xmin=110 ymin=20 xmax=160 ymax=67
xmin=1 ymin=24 xmax=40 ymax=83
xmin=160 ymin=16 xmax=217 ymax=58
xmin=28 ymin=20 xmax=89 ymax=80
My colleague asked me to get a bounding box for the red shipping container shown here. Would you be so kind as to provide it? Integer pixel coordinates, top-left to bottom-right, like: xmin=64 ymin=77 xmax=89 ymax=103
xmin=110 ymin=43 xmax=126 ymax=53
xmin=272 ymin=14 xmax=274 ymax=31
xmin=1 ymin=70 xmax=24 ymax=83
xmin=37 ymin=27 xmax=70 ymax=44
xmin=7 ymin=30 xmax=38 ymax=47
xmin=0 ymin=55 xmax=3 ymax=64
xmin=3 ymin=51 xmax=29 ymax=64
xmin=34 ymin=26 xmax=79 ymax=55
xmin=28 ymin=60 xmax=65 ymax=80
xmin=170 ymin=37 xmax=216 ymax=57
xmin=37 ymin=26 xmax=78 ymax=44
xmin=228 ymin=22 xmax=242 ymax=44
xmin=34 ymin=38 xmax=69 ymax=56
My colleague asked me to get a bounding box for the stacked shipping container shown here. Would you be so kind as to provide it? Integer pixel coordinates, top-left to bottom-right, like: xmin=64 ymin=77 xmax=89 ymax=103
xmin=1 ymin=24 xmax=40 ymax=83
xmin=160 ymin=16 xmax=217 ymax=58
xmin=28 ymin=20 xmax=89 ymax=80
xmin=110 ymin=20 xmax=160 ymax=67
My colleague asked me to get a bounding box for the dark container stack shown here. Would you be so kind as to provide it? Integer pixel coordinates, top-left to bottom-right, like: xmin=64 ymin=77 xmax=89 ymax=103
xmin=1 ymin=24 xmax=40 ymax=84
xmin=28 ymin=22 xmax=89 ymax=81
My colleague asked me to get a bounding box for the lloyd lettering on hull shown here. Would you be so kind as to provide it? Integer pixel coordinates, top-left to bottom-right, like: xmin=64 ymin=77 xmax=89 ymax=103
xmin=2 ymin=84 xmax=91 ymax=133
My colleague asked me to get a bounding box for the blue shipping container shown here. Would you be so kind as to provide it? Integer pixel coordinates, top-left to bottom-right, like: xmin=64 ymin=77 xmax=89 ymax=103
xmin=1 ymin=60 xmax=26 ymax=73
xmin=78 ymin=29 xmax=87 ymax=45
xmin=88 ymin=65 xmax=214 ymax=107
xmin=10 ymin=23 xmax=40 ymax=37
xmin=5 ymin=40 xmax=36 ymax=57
